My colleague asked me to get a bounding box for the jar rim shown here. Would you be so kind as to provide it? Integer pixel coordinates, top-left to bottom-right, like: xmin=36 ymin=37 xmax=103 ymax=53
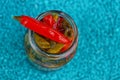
xmin=28 ymin=10 xmax=78 ymax=58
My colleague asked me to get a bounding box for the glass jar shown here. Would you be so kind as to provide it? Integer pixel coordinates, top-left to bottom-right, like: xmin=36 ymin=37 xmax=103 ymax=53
xmin=24 ymin=10 xmax=78 ymax=71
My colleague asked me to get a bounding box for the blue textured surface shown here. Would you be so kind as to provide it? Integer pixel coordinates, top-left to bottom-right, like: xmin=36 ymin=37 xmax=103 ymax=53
xmin=0 ymin=0 xmax=120 ymax=80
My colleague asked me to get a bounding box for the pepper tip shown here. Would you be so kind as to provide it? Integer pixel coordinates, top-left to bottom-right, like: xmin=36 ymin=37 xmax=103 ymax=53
xmin=13 ymin=16 xmax=21 ymax=21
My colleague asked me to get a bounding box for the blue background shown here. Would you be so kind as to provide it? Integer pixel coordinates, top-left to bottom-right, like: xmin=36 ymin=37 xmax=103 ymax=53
xmin=0 ymin=0 xmax=120 ymax=80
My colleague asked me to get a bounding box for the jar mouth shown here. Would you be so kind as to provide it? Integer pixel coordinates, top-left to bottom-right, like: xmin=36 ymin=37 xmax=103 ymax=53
xmin=28 ymin=10 xmax=78 ymax=58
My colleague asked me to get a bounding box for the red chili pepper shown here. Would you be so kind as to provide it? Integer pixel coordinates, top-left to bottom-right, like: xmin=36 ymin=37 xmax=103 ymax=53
xmin=61 ymin=42 xmax=71 ymax=52
xmin=61 ymin=35 xmax=74 ymax=52
xmin=14 ymin=15 xmax=70 ymax=44
xmin=43 ymin=14 xmax=55 ymax=27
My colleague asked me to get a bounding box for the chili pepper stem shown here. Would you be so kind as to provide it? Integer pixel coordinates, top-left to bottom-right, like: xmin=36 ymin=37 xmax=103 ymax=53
xmin=13 ymin=16 xmax=21 ymax=21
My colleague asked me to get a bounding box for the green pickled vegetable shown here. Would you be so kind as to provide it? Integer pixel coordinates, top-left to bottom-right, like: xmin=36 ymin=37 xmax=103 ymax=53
xmin=47 ymin=43 xmax=64 ymax=54
xmin=53 ymin=13 xmax=59 ymax=21
xmin=34 ymin=33 xmax=50 ymax=49
xmin=29 ymin=49 xmax=35 ymax=61
xmin=62 ymin=19 xmax=71 ymax=29
xmin=50 ymin=41 xmax=57 ymax=48
xmin=64 ymin=28 xmax=74 ymax=38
